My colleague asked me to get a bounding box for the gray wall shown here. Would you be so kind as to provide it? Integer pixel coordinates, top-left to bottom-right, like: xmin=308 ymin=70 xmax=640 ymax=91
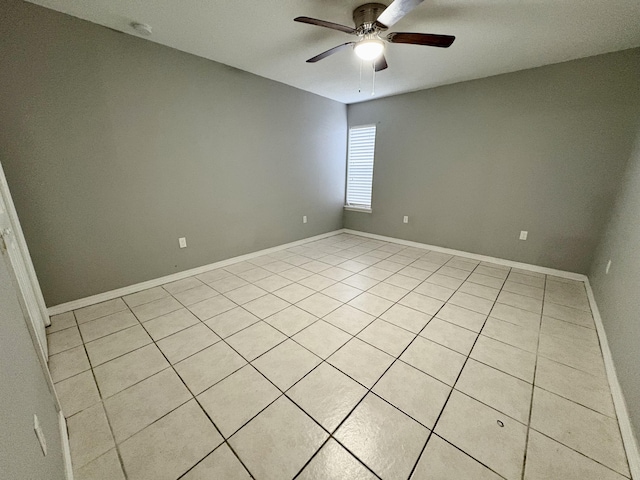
xmin=590 ymin=125 xmax=640 ymax=439
xmin=345 ymin=48 xmax=640 ymax=273
xmin=0 ymin=252 xmax=65 ymax=479
xmin=0 ymin=0 xmax=347 ymax=306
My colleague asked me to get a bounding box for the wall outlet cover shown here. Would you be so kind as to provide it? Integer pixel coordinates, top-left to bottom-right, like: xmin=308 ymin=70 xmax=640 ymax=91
xmin=403 ymin=216 xmax=409 ymax=224
xmin=606 ymin=259 xmax=612 ymax=274
xmin=178 ymin=237 xmax=187 ymax=248
xmin=519 ymin=231 xmax=528 ymax=240
xmin=303 ymin=216 xmax=307 ymax=224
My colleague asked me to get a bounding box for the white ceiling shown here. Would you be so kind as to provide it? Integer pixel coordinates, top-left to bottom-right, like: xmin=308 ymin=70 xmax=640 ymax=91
xmin=27 ymin=0 xmax=640 ymax=104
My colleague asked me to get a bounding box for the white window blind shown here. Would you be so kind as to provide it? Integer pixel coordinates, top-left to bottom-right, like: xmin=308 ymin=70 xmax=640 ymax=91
xmin=346 ymin=125 xmax=376 ymax=209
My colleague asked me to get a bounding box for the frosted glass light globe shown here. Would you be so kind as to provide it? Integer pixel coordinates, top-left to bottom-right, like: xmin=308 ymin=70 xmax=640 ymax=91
xmin=354 ymin=39 xmax=384 ymax=61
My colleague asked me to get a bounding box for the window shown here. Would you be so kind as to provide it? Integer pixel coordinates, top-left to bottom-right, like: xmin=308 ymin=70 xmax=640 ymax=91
xmin=345 ymin=124 xmax=376 ymax=212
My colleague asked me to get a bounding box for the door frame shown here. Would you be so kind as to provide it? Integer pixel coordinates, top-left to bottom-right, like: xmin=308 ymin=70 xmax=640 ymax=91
xmin=0 ymin=160 xmax=50 ymax=358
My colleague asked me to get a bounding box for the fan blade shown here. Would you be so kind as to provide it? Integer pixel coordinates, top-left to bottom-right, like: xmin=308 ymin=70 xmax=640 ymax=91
xmin=376 ymin=0 xmax=424 ymax=28
xmin=294 ymin=16 xmax=356 ymax=35
xmin=387 ymin=32 xmax=455 ymax=48
xmin=306 ymin=43 xmax=355 ymax=63
xmin=374 ymin=55 xmax=388 ymax=72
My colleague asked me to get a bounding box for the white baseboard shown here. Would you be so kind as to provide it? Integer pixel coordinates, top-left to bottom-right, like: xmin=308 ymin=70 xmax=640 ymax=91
xmin=584 ymin=279 xmax=640 ymax=480
xmin=59 ymin=411 xmax=74 ymax=480
xmin=343 ymin=229 xmax=587 ymax=281
xmin=48 ymin=229 xmax=345 ymax=316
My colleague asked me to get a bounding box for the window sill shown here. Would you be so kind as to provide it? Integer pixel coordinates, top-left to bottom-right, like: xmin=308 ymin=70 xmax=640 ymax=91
xmin=344 ymin=206 xmax=372 ymax=213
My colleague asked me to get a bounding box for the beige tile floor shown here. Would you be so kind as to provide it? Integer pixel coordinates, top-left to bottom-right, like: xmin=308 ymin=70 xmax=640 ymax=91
xmin=46 ymin=233 xmax=631 ymax=480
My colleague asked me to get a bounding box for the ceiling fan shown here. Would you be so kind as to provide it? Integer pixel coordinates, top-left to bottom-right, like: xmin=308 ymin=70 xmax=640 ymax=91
xmin=295 ymin=0 xmax=455 ymax=71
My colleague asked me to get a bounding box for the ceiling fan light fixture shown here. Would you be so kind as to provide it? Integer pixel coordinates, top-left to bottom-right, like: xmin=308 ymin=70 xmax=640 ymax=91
xmin=354 ymin=38 xmax=384 ymax=61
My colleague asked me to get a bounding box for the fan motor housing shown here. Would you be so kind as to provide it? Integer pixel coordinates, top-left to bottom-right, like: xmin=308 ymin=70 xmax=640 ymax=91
xmin=353 ymin=3 xmax=387 ymax=30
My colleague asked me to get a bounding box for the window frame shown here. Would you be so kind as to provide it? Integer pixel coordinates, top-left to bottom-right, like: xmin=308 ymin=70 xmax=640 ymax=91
xmin=344 ymin=124 xmax=376 ymax=213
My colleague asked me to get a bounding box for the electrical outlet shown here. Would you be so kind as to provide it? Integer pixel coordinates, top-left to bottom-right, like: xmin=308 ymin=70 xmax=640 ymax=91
xmin=403 ymin=216 xmax=409 ymax=224
xmin=519 ymin=231 xmax=528 ymax=241
xmin=303 ymin=216 xmax=307 ymax=224
xmin=606 ymin=259 xmax=612 ymax=274
xmin=34 ymin=414 xmax=47 ymax=456
xmin=178 ymin=237 xmax=187 ymax=249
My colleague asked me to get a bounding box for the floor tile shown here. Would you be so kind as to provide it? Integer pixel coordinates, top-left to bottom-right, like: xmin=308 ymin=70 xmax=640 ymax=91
xmin=226 ymin=321 xmax=286 ymax=361
xmin=243 ymin=294 xmax=290 ymax=319
xmin=264 ymin=305 xmax=317 ymax=336
xmin=467 ymin=272 xmax=504 ymax=289
xmin=253 ymin=339 xmax=321 ymax=390
xmin=172 ymin=284 xmax=218 ymax=306
xmin=420 ymin=317 xmax=478 ymax=355
xmin=55 ymin=370 xmax=100 ymax=418
xmin=341 ymin=273 xmax=380 ymax=290
xmin=131 ymin=296 xmax=183 ymax=322
xmin=322 ymin=304 xmax=374 ymax=335
xmin=236 ymin=266 xmax=273 ymax=283
xmin=530 ymin=387 xmax=629 ymax=476
xmin=224 ymin=284 xmax=268 ymax=304
xmin=384 ymin=273 xmax=422 ymax=290
xmin=380 ymin=303 xmax=432 ymax=333
xmin=49 ymin=345 xmax=91 ymax=382
xmin=104 ymin=368 xmax=191 ymax=443
xmin=204 ymin=307 xmax=260 ymax=338
xmin=470 ymin=335 xmax=536 ymax=383
xmin=497 ymin=291 xmax=542 ymax=314
xmin=93 ymin=344 xmax=169 ymax=398
xmin=119 ymin=400 xmax=222 ymax=480
xmin=412 ymin=435 xmax=502 ymax=480
xmin=279 ymin=266 xmax=314 ymax=282
xmin=297 ymin=439 xmax=375 ymax=480
xmin=507 ymin=271 xmax=545 ymax=288
xmin=398 ymin=292 xmax=444 ymax=316
xmin=322 ymin=282 xmax=363 ymax=302
xmin=524 ymin=430 xmax=627 ymax=480
xmin=143 ymin=308 xmax=200 ymax=340
xmin=78 ymin=311 xmax=139 ymax=343
xmin=188 ymin=295 xmax=237 ymax=321
xmin=300 ymin=260 xmax=332 ymax=274
xmin=174 ymin=341 xmax=246 ymax=394
xmin=229 ymin=396 xmax=328 ymax=480
xmin=74 ymin=449 xmax=125 ymax=480
xmin=437 ymin=265 xmax=471 ymax=280
xmin=162 ymin=276 xmax=203 ymax=295
xmin=195 ymin=268 xmax=232 ymax=284
xmin=85 ymin=325 xmax=152 ymax=366
xmin=297 ymin=292 xmax=342 ymax=317
xmin=123 ymin=287 xmax=169 ymax=308
xmin=400 ymin=336 xmax=466 ymax=386
xmin=75 ymin=298 xmax=128 ymax=324
xmin=373 ymin=361 xmax=450 ymax=428
xmin=445 ymin=257 xmax=479 ymax=271
xmin=47 ymin=311 xmax=76 ymax=334
xmin=299 ymin=274 xmax=337 ymax=291
xmin=335 ymin=393 xmax=429 ymax=480
xmin=181 ymin=444 xmax=251 ymax=480
xmin=475 ymin=265 xmax=509 ymax=279
xmin=320 ymin=266 xmax=355 ymax=282
xmin=436 ymin=303 xmax=486 ymax=332
xmin=490 ymin=303 xmax=540 ymax=330
xmin=482 ymin=317 xmax=539 ymax=352
xmin=67 ymin=402 xmax=115 ymax=469
xmin=47 ymin=326 xmax=83 ymax=355
xmin=208 ymin=274 xmax=249 ymax=293
xmin=293 ymin=320 xmax=351 ymax=358
xmin=413 ymin=281 xmax=455 ymax=301
xmin=449 ymin=291 xmax=494 ymax=314
xmin=542 ymin=302 xmax=595 ymax=328
xmin=253 ymin=274 xmax=293 ymax=292
xmin=502 ymin=280 xmax=544 ymax=300
xmin=272 ymin=282 xmax=315 ymax=303
xmin=156 ymin=323 xmax=220 ymax=364
xmin=262 ymin=259 xmax=295 ymax=274
xmin=398 ymin=266 xmax=433 ymax=280
xmin=198 ymin=365 xmax=281 ymax=437
xmin=225 ymin=261 xmax=256 ymax=274
xmin=456 ymin=359 xmax=532 ymax=424
xmin=458 ymin=281 xmax=500 ymax=301
xmin=426 ymin=273 xmax=464 ymax=290
xmin=534 ymin=356 xmax=615 ymax=417
xmin=338 ymin=260 xmax=370 ymax=273
xmin=287 ymin=363 xmax=367 ymax=432
xmin=328 ymin=338 xmax=394 ymax=388
xmin=410 ymin=260 xmax=441 ymax=273
xmin=540 ymin=315 xmax=599 ymax=345
xmin=435 ymin=390 xmax=527 ymax=480
xmin=357 ymin=318 xmax=415 ymax=356
xmin=360 ymin=265 xmax=394 ymax=281
xmin=537 ymin=333 xmax=605 ymax=377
